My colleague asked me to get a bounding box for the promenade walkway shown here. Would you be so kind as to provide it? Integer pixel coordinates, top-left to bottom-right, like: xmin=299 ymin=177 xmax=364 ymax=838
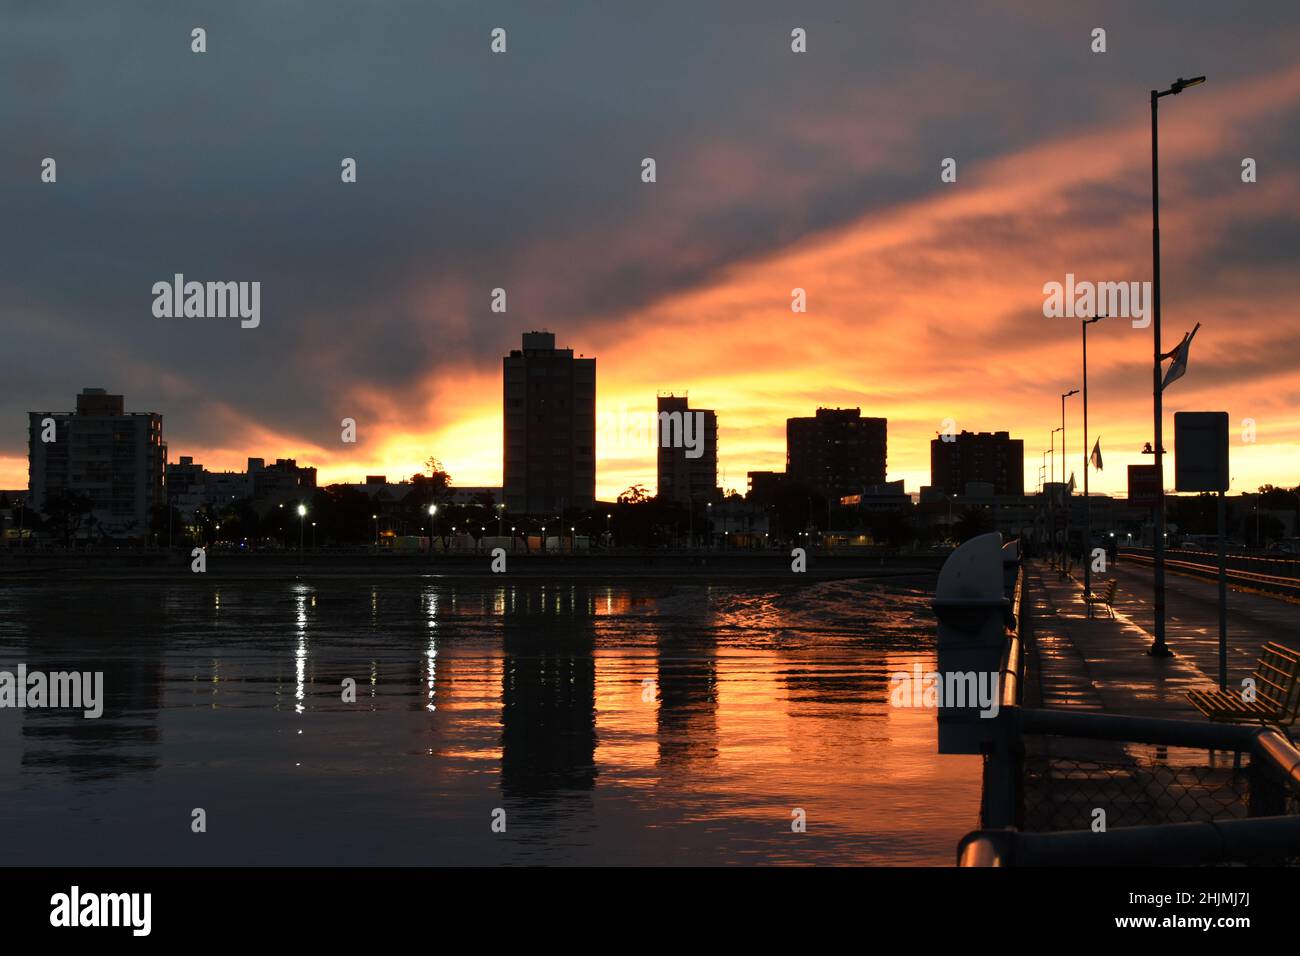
xmin=1017 ymin=558 xmax=1295 ymax=828
xmin=1026 ymin=560 xmax=1203 ymax=720
xmin=1025 ymin=558 xmax=1299 ymax=718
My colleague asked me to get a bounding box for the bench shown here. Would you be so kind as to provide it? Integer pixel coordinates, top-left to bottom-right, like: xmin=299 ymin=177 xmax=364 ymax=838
xmin=1187 ymin=642 xmax=1300 ymax=732
xmin=1083 ymin=578 xmax=1117 ymax=618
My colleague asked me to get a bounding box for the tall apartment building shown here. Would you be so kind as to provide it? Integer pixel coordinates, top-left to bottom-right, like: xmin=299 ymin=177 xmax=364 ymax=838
xmin=656 ymin=394 xmax=719 ymax=505
xmin=930 ymin=430 xmax=1024 ymax=496
xmin=786 ymin=407 xmax=887 ymax=499
xmin=503 ymin=331 xmax=596 ymax=514
xmin=28 ymin=388 xmax=166 ymax=539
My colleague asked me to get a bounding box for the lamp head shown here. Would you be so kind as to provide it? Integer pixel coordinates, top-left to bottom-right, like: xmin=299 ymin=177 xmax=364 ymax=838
xmin=1170 ymin=75 xmax=1206 ymax=94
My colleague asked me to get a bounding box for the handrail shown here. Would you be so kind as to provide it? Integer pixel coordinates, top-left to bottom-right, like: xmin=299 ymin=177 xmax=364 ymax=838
xmin=960 ymin=815 xmax=1300 ymax=866
xmin=957 ymin=832 xmax=1009 ymax=867
xmin=961 ymin=711 xmax=1300 ymax=865
xmin=1119 ymin=547 xmax=1300 ymax=597
xmin=1017 ymin=707 xmax=1260 ymax=751
xmin=1123 ymin=544 xmax=1300 ymax=572
xmin=998 ymin=565 xmax=1025 ymax=709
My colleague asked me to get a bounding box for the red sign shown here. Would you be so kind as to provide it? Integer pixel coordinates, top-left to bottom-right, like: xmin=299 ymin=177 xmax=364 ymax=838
xmin=1127 ymin=464 xmax=1160 ymax=508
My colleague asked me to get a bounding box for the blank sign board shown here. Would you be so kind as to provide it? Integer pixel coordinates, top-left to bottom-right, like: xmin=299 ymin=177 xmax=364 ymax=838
xmin=1174 ymin=411 xmax=1229 ymax=493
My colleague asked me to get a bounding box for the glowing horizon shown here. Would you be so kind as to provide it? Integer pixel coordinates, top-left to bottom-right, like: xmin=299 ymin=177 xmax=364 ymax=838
xmin=4 ymin=19 xmax=1298 ymax=503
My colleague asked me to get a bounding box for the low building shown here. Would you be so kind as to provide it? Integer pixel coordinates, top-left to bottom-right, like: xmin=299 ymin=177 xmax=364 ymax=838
xmin=165 ymin=455 xmax=315 ymax=518
xmin=746 ymin=470 xmax=787 ymax=507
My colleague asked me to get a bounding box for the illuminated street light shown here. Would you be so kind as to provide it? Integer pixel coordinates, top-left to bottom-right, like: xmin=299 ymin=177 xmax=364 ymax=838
xmin=1148 ymin=74 xmax=1207 ymax=657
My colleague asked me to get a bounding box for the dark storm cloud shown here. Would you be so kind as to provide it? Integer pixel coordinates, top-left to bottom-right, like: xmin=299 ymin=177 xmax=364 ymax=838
xmin=1 ymin=0 xmax=1298 ymax=458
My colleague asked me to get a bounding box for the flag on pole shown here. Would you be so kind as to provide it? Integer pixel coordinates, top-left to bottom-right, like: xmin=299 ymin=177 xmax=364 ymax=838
xmin=1161 ymin=322 xmax=1202 ymax=391
xmin=1090 ymin=437 xmax=1103 ymax=471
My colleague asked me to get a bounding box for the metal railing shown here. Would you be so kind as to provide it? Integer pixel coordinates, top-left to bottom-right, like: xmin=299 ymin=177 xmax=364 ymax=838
xmin=960 ymin=558 xmax=1300 ymax=865
xmin=962 ymin=707 xmax=1300 ymax=865
xmin=1001 ymin=565 xmax=1025 ymax=709
xmin=1119 ymin=547 xmax=1300 ymax=598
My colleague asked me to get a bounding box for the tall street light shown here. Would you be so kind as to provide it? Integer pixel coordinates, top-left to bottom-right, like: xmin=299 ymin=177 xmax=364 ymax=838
xmin=372 ymin=513 xmax=378 ymax=547
xmin=428 ymin=504 xmax=437 ymax=560
xmin=1050 ymin=427 xmax=1062 ymax=562
xmin=297 ymin=503 xmax=306 ymax=556
xmin=1150 ymin=74 xmax=1206 ymax=657
xmin=1041 ymin=450 xmax=1049 ymax=553
xmin=1061 ymin=389 xmax=1079 ymax=571
xmin=1039 ymin=463 xmax=1048 ymax=541
xmin=1082 ymin=315 xmax=1105 ymax=609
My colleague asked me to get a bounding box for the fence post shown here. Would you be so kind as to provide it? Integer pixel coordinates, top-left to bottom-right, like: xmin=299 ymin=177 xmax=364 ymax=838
xmin=982 ymin=707 xmax=1024 ymax=829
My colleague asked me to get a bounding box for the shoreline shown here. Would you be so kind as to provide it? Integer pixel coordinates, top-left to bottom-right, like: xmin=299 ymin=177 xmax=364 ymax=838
xmin=0 ymin=550 xmax=946 ymax=583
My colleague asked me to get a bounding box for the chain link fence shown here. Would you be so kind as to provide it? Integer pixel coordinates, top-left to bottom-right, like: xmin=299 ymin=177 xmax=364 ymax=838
xmin=1020 ymin=738 xmax=1251 ymax=832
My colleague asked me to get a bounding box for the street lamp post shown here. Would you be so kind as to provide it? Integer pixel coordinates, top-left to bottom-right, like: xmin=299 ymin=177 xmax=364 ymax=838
xmin=372 ymin=513 xmax=378 ymax=547
xmin=1083 ymin=315 xmax=1105 ymax=610
xmin=428 ymin=504 xmax=437 ymax=559
xmin=1040 ymin=450 xmax=1049 ymax=553
xmin=296 ymin=504 xmax=306 ymax=557
xmin=1149 ymin=74 xmax=1205 ymax=658
xmin=1061 ymin=389 xmax=1079 ymax=573
xmin=1050 ymin=427 xmax=1062 ymax=564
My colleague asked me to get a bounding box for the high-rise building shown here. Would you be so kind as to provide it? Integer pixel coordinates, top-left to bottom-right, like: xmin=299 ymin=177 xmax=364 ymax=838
xmin=930 ymin=430 xmax=1024 ymax=496
xmin=786 ymin=407 xmax=887 ymax=499
xmin=656 ymin=394 xmax=719 ymax=505
xmin=28 ymin=388 xmax=166 ymax=539
xmin=503 ymin=331 xmax=596 ymax=514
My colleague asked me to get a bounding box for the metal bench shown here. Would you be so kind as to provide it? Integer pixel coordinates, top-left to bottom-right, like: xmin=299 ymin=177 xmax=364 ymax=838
xmin=1083 ymin=578 xmax=1117 ymax=618
xmin=1187 ymin=642 xmax=1300 ymax=733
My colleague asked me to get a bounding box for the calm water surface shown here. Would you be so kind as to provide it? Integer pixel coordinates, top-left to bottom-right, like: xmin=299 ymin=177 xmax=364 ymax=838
xmin=0 ymin=576 xmax=980 ymax=865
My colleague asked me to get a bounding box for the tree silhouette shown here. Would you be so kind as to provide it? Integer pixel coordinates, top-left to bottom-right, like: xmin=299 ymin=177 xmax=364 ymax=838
xmin=953 ymin=506 xmax=993 ymax=543
xmin=617 ymin=484 xmax=651 ymax=505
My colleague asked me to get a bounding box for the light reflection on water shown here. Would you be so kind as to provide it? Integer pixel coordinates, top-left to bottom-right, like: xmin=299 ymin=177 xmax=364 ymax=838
xmin=0 ymin=576 xmax=980 ymax=865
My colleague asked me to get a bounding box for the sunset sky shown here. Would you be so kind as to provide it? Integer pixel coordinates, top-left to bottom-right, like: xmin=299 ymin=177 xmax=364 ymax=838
xmin=2 ymin=1 xmax=1297 ymax=500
